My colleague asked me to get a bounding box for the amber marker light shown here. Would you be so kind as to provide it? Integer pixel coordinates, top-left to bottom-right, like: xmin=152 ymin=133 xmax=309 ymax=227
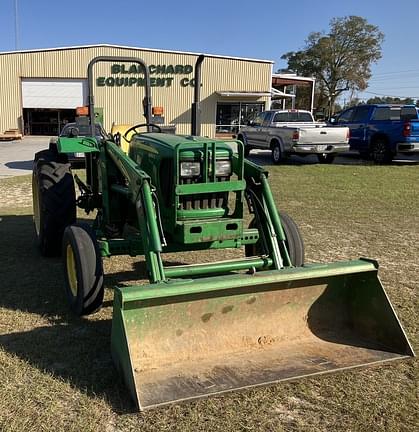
xmin=152 ymin=106 xmax=164 ymax=116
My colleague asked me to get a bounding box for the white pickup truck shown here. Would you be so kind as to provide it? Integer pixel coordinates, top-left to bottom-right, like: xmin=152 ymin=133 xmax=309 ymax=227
xmin=237 ymin=109 xmax=350 ymax=164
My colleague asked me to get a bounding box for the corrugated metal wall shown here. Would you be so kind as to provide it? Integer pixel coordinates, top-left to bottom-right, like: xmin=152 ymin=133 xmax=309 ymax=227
xmin=0 ymin=46 xmax=272 ymax=137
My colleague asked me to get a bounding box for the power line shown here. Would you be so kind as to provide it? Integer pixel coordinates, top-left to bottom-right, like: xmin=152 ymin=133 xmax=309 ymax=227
xmin=369 ymin=75 xmax=419 ymax=83
xmin=370 ymin=77 xmax=419 ymax=83
xmin=371 ymin=69 xmax=419 ymax=76
xmin=369 ymin=86 xmax=419 ymax=90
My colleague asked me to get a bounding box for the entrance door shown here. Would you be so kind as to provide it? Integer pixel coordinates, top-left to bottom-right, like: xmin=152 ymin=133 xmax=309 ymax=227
xmin=216 ymin=102 xmax=265 ymax=136
xmin=21 ymin=78 xmax=87 ymax=135
xmin=23 ymin=108 xmax=76 ymax=135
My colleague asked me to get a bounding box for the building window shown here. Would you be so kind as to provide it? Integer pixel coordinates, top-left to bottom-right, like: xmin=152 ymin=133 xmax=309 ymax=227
xmin=216 ymin=102 xmax=265 ymax=134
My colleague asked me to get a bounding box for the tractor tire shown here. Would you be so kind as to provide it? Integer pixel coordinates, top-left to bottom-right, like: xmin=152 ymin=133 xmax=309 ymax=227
xmin=317 ymin=153 xmax=335 ymax=164
xmin=280 ymin=211 xmax=304 ymax=267
xmin=246 ymin=211 xmax=304 ymax=267
xmin=371 ymin=138 xmax=393 ymax=164
xmin=62 ymin=223 xmax=104 ymax=316
xmin=32 ymin=149 xmax=76 ymax=256
xmin=271 ymin=142 xmax=282 ymax=164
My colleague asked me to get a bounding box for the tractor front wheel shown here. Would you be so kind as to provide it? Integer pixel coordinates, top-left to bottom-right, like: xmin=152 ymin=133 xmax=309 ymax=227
xmin=246 ymin=211 xmax=304 ymax=267
xmin=63 ymin=223 xmax=104 ymax=316
xmin=280 ymin=211 xmax=305 ymax=267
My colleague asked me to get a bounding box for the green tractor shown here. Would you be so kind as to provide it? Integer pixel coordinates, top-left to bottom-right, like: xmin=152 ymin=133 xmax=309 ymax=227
xmin=32 ymin=56 xmax=413 ymax=411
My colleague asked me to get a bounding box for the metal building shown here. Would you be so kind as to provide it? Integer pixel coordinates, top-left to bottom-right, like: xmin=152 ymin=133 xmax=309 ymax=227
xmin=0 ymin=44 xmax=273 ymax=138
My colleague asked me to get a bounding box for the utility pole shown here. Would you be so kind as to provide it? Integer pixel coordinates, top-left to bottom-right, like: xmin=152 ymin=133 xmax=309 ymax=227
xmin=14 ymin=0 xmax=19 ymax=50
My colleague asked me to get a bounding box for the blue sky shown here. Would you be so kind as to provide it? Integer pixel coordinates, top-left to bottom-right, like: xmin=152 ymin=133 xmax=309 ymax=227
xmin=1 ymin=0 xmax=419 ymax=102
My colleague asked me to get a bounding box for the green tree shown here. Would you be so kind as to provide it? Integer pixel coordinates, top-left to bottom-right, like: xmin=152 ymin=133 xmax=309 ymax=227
xmin=366 ymin=96 xmax=415 ymax=105
xmin=282 ymin=16 xmax=384 ymax=116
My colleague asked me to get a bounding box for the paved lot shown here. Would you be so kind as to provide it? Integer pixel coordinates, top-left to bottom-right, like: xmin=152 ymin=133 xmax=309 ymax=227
xmin=0 ymin=137 xmax=50 ymax=178
xmin=248 ymin=149 xmax=419 ymax=166
xmin=1 ymin=136 xmax=418 ymax=178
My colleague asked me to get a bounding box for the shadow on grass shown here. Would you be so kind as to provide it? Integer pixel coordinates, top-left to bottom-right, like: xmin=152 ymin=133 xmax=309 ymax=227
xmin=0 ymin=321 xmax=138 ymax=413
xmin=0 ymin=214 xmax=68 ymax=318
xmin=0 ymin=214 xmax=139 ymax=413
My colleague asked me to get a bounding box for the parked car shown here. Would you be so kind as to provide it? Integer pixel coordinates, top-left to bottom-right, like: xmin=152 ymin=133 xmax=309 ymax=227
xmin=331 ymin=104 xmax=419 ymax=163
xmin=50 ymin=122 xmax=108 ymax=164
xmin=237 ymin=109 xmax=350 ymax=164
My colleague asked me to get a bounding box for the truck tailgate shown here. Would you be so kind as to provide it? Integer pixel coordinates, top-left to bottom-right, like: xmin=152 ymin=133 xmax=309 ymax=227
xmin=298 ymin=126 xmax=348 ymax=145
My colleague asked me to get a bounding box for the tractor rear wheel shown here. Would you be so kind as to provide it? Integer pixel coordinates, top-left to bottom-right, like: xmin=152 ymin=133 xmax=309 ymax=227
xmin=32 ymin=149 xmax=76 ymax=256
xmin=63 ymin=223 xmax=104 ymax=316
xmin=246 ymin=211 xmax=304 ymax=267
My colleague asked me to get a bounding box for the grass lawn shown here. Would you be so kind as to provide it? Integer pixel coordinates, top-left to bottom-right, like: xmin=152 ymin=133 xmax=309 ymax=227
xmin=0 ymin=160 xmax=417 ymax=431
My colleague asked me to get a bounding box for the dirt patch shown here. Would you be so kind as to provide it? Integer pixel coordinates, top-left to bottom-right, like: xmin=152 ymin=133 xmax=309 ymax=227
xmin=0 ymin=175 xmax=33 ymax=209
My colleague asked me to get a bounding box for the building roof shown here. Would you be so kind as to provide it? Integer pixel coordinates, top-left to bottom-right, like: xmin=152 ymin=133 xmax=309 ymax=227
xmin=272 ymin=73 xmax=315 ymax=86
xmin=217 ymin=91 xmax=271 ymax=98
xmin=0 ymin=43 xmax=274 ymax=64
xmin=271 ymin=88 xmax=295 ymax=99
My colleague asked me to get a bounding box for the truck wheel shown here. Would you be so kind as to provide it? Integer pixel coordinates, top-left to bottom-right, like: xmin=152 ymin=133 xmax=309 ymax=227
xmin=237 ymin=135 xmax=251 ymax=157
xmin=32 ymin=149 xmax=76 ymax=256
xmin=271 ymin=142 xmax=282 ymax=164
xmin=317 ymin=153 xmax=335 ymax=164
xmin=246 ymin=211 xmax=304 ymax=267
xmin=63 ymin=223 xmax=104 ymax=316
xmin=371 ymin=139 xmax=393 ymax=164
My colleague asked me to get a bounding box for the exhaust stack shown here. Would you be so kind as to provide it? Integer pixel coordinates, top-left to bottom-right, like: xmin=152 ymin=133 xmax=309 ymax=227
xmin=191 ymin=55 xmax=205 ymax=136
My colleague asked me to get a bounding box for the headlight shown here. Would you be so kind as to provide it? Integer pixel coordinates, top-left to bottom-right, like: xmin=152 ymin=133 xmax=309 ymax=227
xmin=180 ymin=161 xmax=200 ymax=177
xmin=215 ymin=160 xmax=232 ymax=176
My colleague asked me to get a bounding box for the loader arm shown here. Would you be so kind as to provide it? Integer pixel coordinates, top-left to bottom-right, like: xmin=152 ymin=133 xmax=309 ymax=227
xmin=104 ymin=140 xmax=165 ymax=282
xmin=239 ymin=155 xmax=292 ymax=267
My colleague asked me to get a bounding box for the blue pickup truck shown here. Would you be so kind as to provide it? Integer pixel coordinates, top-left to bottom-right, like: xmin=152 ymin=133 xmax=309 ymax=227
xmin=332 ymin=104 xmax=419 ymax=163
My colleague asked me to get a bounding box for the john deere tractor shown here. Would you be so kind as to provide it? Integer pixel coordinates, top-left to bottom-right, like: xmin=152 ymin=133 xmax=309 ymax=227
xmin=32 ymin=56 xmax=413 ymax=411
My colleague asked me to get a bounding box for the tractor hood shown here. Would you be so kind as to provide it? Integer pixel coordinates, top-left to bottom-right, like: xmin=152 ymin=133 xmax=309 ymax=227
xmin=130 ymin=133 xmax=233 ymax=159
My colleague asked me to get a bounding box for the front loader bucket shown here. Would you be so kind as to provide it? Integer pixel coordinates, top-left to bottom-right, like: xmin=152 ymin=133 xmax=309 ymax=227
xmin=111 ymin=259 xmax=414 ymax=411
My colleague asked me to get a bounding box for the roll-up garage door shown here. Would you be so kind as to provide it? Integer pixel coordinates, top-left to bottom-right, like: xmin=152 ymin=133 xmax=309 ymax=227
xmin=21 ymin=78 xmax=87 ymax=109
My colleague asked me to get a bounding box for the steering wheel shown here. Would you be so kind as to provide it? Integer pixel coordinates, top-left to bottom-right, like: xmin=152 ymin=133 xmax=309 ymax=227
xmin=123 ymin=123 xmax=162 ymax=142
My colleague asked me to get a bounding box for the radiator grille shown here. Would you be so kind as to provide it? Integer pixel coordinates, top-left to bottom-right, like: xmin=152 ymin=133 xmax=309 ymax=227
xmin=179 ymin=176 xmax=229 ymax=210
